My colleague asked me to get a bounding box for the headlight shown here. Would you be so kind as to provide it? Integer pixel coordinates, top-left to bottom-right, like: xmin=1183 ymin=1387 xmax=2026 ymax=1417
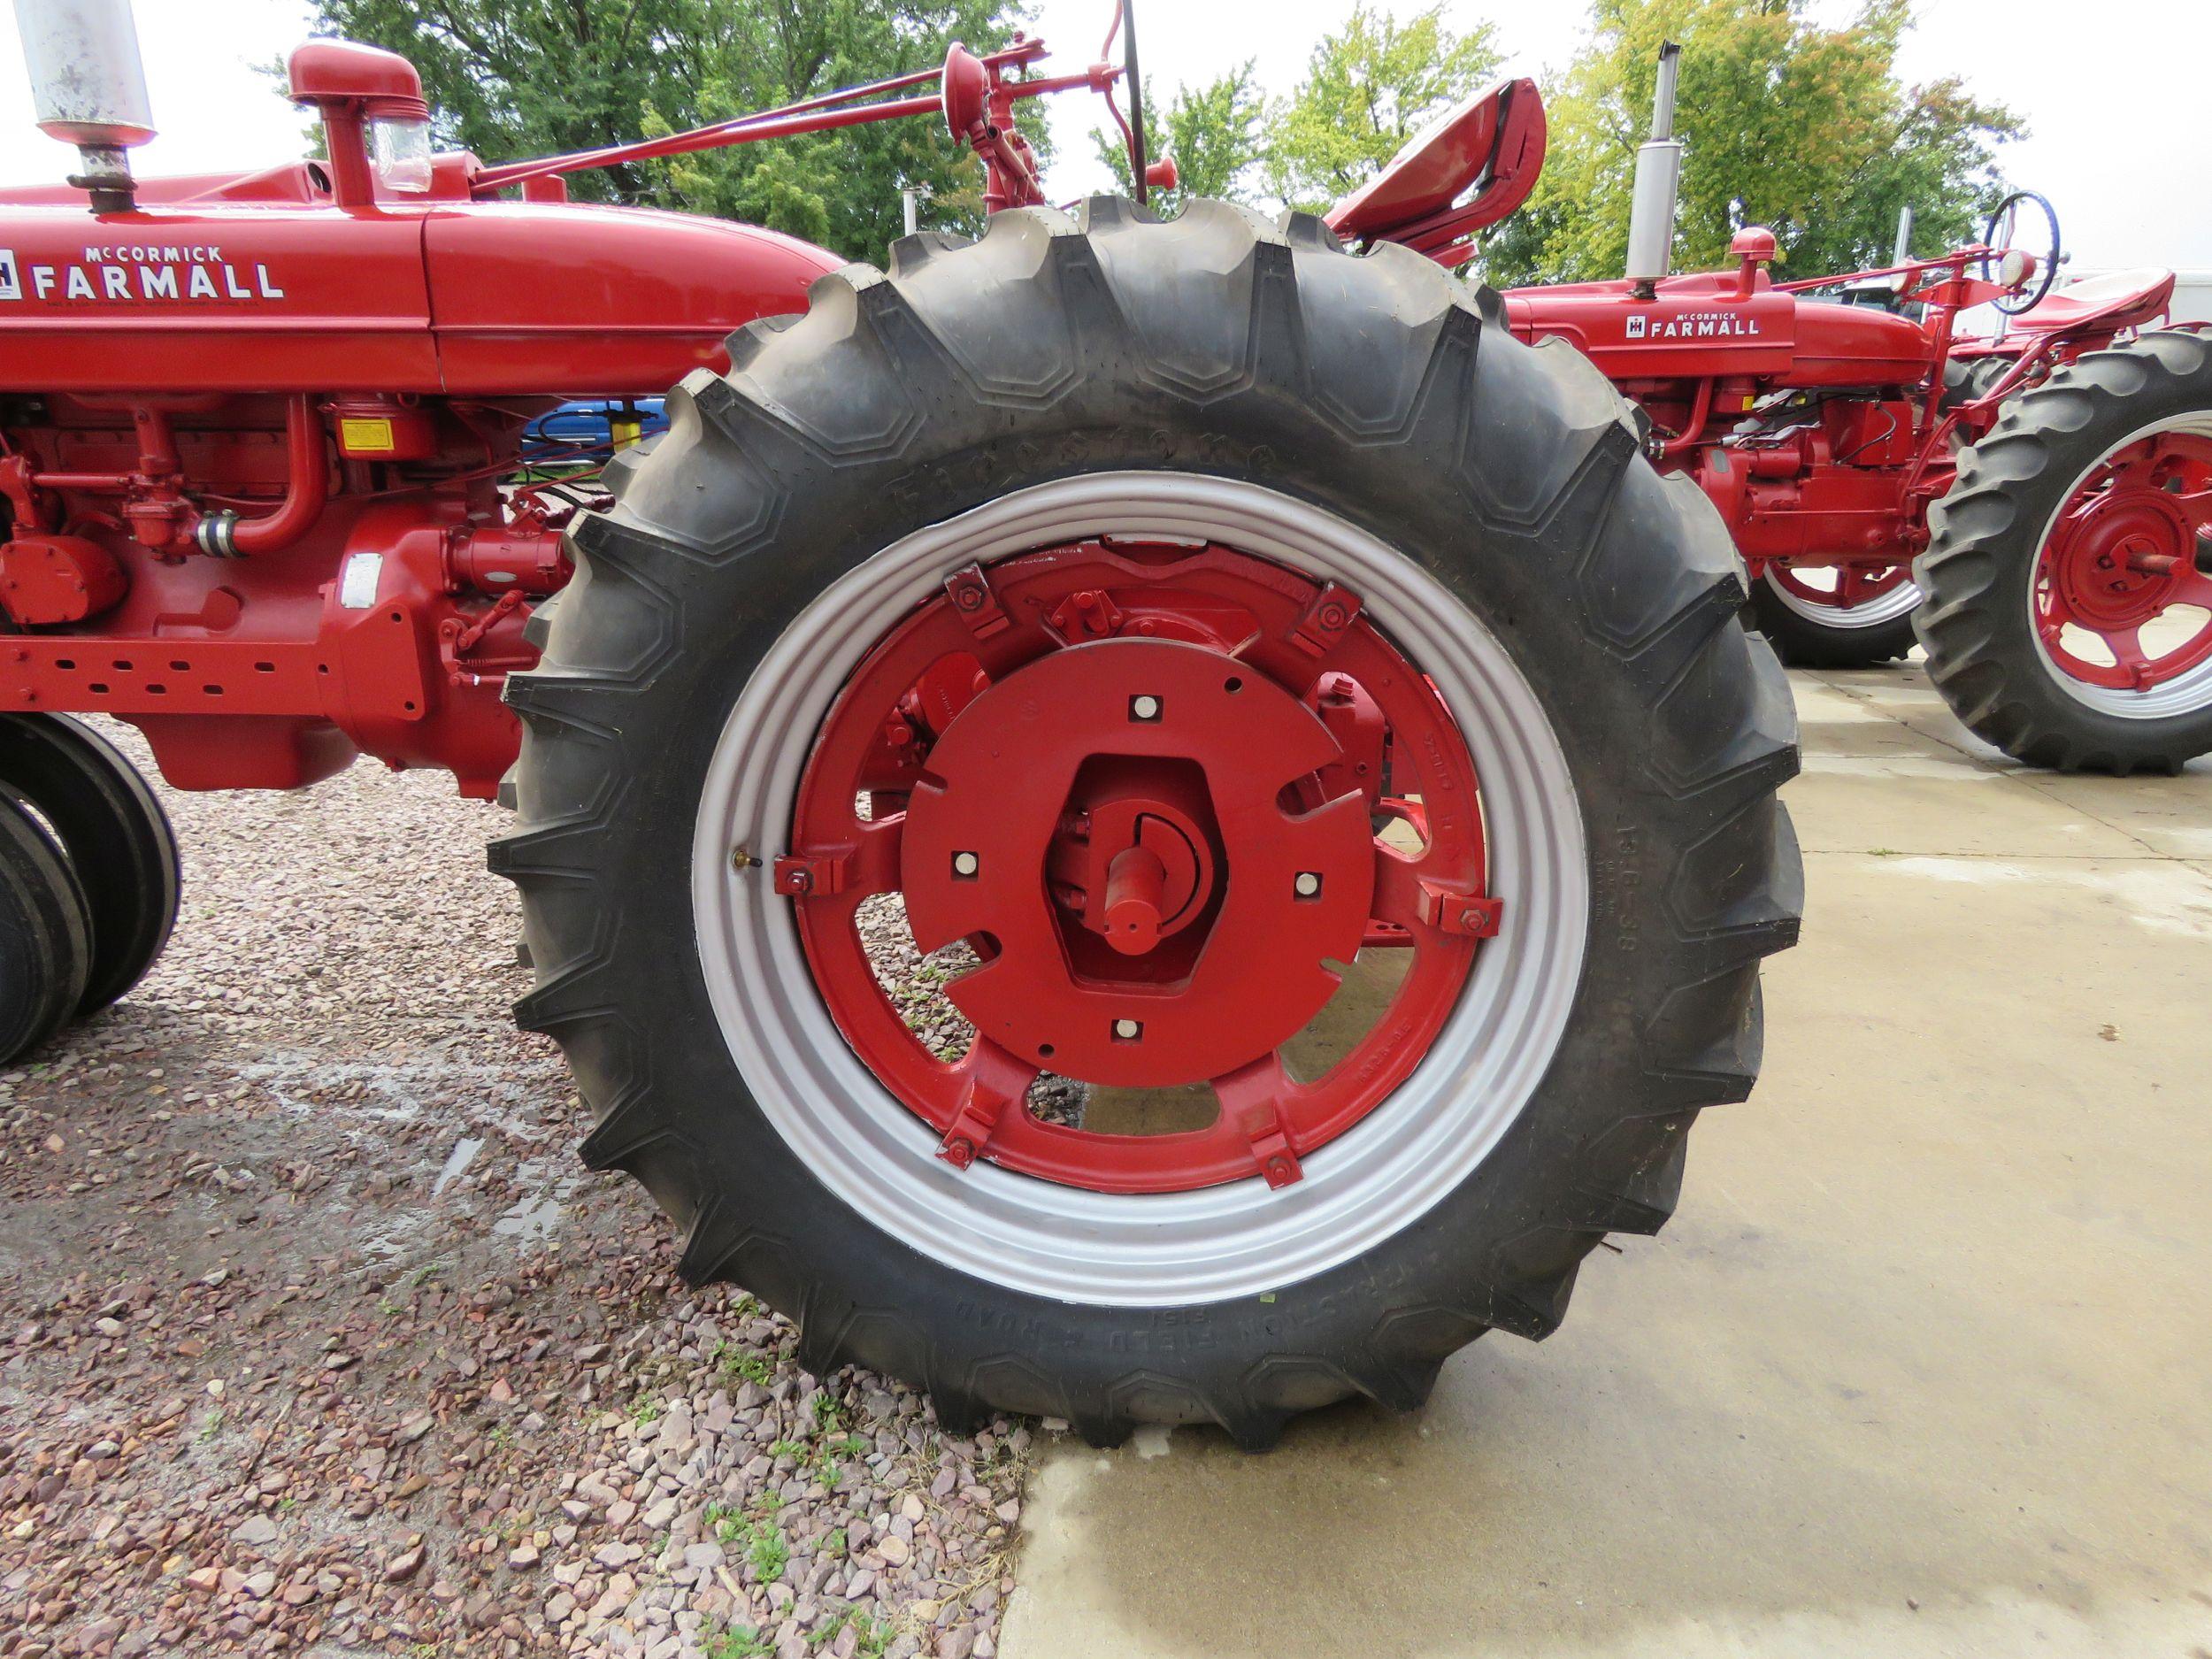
xmin=371 ymin=117 xmax=433 ymax=194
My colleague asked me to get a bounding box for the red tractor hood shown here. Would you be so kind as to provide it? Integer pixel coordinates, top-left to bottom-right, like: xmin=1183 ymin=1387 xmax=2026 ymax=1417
xmin=0 ymin=194 xmax=841 ymax=397
xmin=1505 ymin=270 xmax=1932 ymax=389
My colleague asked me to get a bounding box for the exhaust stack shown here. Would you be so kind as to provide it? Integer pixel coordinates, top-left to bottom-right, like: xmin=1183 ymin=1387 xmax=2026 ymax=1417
xmin=12 ymin=0 xmax=155 ymax=212
xmin=1623 ymin=41 xmax=1683 ymax=298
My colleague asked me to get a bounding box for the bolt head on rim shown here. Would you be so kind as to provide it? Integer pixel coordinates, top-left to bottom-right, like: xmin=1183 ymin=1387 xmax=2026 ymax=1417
xmin=778 ymin=538 xmax=1501 ymax=1195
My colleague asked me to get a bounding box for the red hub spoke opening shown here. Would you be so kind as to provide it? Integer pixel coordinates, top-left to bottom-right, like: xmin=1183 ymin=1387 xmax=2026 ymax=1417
xmin=2038 ymin=433 xmax=2212 ymax=691
xmin=780 ymin=540 xmax=1499 ymax=1194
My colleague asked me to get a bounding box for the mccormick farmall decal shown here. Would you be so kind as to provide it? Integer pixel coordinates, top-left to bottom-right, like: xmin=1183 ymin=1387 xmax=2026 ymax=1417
xmin=1624 ymin=309 xmax=1763 ymax=339
xmin=0 ymin=244 xmax=286 ymax=302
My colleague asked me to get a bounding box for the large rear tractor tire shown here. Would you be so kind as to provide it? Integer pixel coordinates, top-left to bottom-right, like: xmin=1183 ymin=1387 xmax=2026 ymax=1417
xmin=0 ymin=714 xmax=180 ymax=1014
xmin=1916 ymin=331 xmax=2212 ymax=772
xmin=0 ymin=794 xmax=91 ymax=1064
xmin=496 ymin=200 xmax=1801 ymax=1445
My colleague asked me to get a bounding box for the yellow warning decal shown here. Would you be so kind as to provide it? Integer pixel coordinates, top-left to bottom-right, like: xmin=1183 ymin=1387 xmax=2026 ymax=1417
xmin=340 ymin=417 xmax=396 ymax=453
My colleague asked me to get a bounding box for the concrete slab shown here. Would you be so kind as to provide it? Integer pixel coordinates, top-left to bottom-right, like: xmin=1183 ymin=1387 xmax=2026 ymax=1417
xmin=1002 ymin=669 xmax=2212 ymax=1659
xmin=2027 ymin=771 xmax=2212 ymax=860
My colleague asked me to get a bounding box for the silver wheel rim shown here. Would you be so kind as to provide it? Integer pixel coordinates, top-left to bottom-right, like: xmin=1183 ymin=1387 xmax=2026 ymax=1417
xmin=1764 ymin=567 xmax=1921 ymax=629
xmin=2030 ymin=412 xmax=2212 ymax=719
xmin=689 ymin=473 xmax=1589 ymax=1307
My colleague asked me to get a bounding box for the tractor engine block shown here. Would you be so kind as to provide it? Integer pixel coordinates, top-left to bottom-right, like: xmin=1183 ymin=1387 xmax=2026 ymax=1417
xmin=0 ymin=391 xmax=566 ymax=797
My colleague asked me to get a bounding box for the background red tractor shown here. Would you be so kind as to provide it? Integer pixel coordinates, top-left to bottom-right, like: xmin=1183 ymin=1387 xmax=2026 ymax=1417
xmin=0 ymin=1 xmax=1796 ymax=1446
xmin=1334 ymin=44 xmax=2212 ymax=774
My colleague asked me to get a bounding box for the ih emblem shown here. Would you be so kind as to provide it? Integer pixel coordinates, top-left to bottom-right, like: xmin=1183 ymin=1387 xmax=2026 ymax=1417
xmin=0 ymin=251 xmax=19 ymax=302
xmin=1625 ymin=312 xmax=1647 ymax=338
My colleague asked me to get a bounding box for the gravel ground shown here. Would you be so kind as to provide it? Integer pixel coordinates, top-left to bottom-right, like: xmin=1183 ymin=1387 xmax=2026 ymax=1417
xmin=0 ymin=725 xmax=1028 ymax=1659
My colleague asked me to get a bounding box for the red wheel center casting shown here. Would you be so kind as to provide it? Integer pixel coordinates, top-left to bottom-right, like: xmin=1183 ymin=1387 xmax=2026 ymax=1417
xmin=2049 ymin=488 xmax=2189 ymax=628
xmin=901 ymin=638 xmax=1374 ymax=1090
xmin=2036 ymin=434 xmax=2212 ymax=691
xmin=777 ymin=540 xmax=1499 ymax=1194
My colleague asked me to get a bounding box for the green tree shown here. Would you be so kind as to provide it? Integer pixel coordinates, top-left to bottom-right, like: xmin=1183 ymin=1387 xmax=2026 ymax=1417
xmin=1479 ymin=0 xmax=2021 ymax=287
xmin=1263 ymin=3 xmax=1504 ymax=216
xmin=305 ymin=0 xmax=1041 ymax=259
xmin=1088 ymin=65 xmax=1265 ymax=216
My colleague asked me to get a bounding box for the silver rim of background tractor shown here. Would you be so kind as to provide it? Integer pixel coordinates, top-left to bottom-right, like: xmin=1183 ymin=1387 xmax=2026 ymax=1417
xmin=688 ymin=473 xmax=1589 ymax=1307
xmin=2030 ymin=412 xmax=2212 ymax=720
xmin=1763 ymin=567 xmax=1923 ymax=629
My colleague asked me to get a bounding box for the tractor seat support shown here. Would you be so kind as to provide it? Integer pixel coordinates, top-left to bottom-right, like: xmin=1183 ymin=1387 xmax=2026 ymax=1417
xmin=1324 ymin=78 xmax=1547 ymax=265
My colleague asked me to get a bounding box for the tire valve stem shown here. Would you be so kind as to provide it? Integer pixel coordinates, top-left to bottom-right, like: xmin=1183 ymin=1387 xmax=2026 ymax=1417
xmin=730 ymin=847 xmax=757 ymax=871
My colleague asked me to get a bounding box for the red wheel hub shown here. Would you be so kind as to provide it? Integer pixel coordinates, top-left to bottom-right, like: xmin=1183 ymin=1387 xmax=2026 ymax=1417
xmin=2036 ymin=431 xmax=2212 ymax=690
xmin=777 ymin=541 xmax=1499 ymax=1194
xmin=1058 ymin=779 xmax=1212 ymax=958
xmin=902 ymin=638 xmax=1374 ymax=1088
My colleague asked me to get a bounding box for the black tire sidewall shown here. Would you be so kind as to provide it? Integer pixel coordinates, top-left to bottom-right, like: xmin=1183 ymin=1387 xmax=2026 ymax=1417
xmin=0 ymin=714 xmax=180 ymax=1015
xmin=0 ymin=796 xmax=90 ymax=1063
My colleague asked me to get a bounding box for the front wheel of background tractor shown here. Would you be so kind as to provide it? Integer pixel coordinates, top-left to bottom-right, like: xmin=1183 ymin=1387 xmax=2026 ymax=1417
xmin=0 ymin=794 xmax=91 ymax=1064
xmin=1747 ymin=564 xmax=1921 ymax=668
xmin=495 ymin=200 xmax=1801 ymax=1445
xmin=1916 ymin=331 xmax=2212 ymax=772
xmin=0 ymin=714 xmax=180 ymax=1014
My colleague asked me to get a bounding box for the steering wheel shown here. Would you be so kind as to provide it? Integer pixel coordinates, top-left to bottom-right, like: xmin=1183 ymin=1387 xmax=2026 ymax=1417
xmin=1980 ymin=190 xmax=2061 ymax=315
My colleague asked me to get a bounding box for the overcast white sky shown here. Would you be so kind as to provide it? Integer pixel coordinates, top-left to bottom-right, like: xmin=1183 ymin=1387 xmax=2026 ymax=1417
xmin=0 ymin=0 xmax=2203 ymax=271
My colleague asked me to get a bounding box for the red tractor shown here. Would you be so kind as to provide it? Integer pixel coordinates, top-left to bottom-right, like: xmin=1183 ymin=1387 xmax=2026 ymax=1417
xmin=0 ymin=1 xmax=1798 ymax=1447
xmin=1333 ymin=45 xmax=2212 ymax=774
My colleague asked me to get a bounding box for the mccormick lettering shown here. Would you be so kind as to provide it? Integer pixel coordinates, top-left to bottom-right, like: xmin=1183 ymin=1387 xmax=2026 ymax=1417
xmin=0 ymin=242 xmax=285 ymax=303
xmin=1625 ymin=310 xmax=1760 ymax=341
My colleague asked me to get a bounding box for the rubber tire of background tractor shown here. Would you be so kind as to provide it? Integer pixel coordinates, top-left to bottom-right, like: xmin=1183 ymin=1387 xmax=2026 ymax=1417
xmin=495 ymin=198 xmax=1802 ymax=1447
xmin=0 ymin=793 xmax=92 ymax=1064
xmin=1747 ymin=569 xmax=1920 ymax=669
xmin=1916 ymin=331 xmax=2212 ymax=772
xmin=0 ymin=714 xmax=180 ymax=1015
xmin=1941 ymin=355 xmax=2013 ymax=414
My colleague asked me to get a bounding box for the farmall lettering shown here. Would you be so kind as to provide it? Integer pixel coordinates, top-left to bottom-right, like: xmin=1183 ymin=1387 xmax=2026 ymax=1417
xmin=0 ymin=243 xmax=284 ymax=303
xmin=1624 ymin=308 xmax=1760 ymax=341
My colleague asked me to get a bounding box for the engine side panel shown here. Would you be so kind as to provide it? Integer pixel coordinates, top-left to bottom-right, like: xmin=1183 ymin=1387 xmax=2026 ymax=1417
xmin=0 ymin=206 xmax=440 ymax=393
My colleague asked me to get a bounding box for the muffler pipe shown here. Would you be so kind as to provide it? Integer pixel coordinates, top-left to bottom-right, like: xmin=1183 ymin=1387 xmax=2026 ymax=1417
xmin=12 ymin=0 xmax=156 ymax=212
xmin=1624 ymin=41 xmax=1683 ymax=298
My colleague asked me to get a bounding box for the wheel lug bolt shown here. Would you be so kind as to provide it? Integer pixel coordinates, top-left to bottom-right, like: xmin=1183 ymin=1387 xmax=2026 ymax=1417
xmin=1112 ymin=1018 xmax=1142 ymax=1041
xmin=1129 ymin=695 xmax=1163 ymax=723
xmin=1294 ymin=872 xmax=1322 ymax=899
xmin=952 ymin=851 xmax=979 ymax=879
